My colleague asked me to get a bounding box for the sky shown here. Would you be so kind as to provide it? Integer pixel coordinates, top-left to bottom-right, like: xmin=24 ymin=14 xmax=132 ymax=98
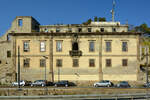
xmin=0 ymin=0 xmax=150 ymax=36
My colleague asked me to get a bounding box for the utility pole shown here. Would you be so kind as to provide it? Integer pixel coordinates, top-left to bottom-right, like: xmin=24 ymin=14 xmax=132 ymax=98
xmin=146 ymin=46 xmax=149 ymax=84
xmin=18 ymin=46 xmax=20 ymax=89
xmin=58 ymin=66 xmax=60 ymax=82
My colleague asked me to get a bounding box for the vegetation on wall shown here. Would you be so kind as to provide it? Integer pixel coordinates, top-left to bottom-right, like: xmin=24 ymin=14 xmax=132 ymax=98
xmin=83 ymin=16 xmax=106 ymax=25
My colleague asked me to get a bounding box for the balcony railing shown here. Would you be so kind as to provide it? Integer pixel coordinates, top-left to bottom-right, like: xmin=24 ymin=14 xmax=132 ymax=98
xmin=69 ymin=50 xmax=82 ymax=57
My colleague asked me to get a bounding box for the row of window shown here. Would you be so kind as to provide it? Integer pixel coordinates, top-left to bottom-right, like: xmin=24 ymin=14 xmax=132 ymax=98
xmin=23 ymin=58 xmax=128 ymax=68
xmin=23 ymin=41 xmax=128 ymax=52
xmin=45 ymin=27 xmax=117 ymax=33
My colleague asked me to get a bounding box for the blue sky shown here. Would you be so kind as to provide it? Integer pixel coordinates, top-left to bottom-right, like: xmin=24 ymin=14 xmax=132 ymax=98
xmin=0 ymin=0 xmax=150 ymax=36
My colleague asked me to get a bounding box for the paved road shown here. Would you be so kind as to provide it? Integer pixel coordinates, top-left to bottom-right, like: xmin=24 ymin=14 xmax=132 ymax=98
xmin=0 ymin=93 xmax=149 ymax=100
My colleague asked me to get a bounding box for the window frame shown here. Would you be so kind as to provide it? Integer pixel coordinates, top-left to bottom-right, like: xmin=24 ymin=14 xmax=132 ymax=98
xmin=7 ymin=51 xmax=11 ymax=58
xmin=23 ymin=58 xmax=30 ymax=67
xmin=78 ymin=28 xmax=82 ymax=32
xmin=122 ymin=41 xmax=128 ymax=52
xmin=100 ymin=28 xmax=104 ymax=32
xmin=40 ymin=59 xmax=46 ymax=67
xmin=68 ymin=28 xmax=72 ymax=32
xmin=56 ymin=28 xmax=60 ymax=32
xmin=106 ymin=59 xmax=111 ymax=67
xmin=105 ymin=41 xmax=111 ymax=52
xmin=23 ymin=41 xmax=30 ymax=52
xmin=40 ymin=41 xmax=46 ymax=52
xmin=112 ymin=28 xmax=116 ymax=32
xmin=56 ymin=40 xmax=63 ymax=52
xmin=56 ymin=59 xmax=62 ymax=67
xmin=89 ymin=41 xmax=95 ymax=52
xmin=18 ymin=19 xmax=23 ymax=27
xmin=89 ymin=59 xmax=95 ymax=67
xmin=122 ymin=59 xmax=128 ymax=67
xmin=88 ymin=28 xmax=92 ymax=32
xmin=73 ymin=59 xmax=79 ymax=67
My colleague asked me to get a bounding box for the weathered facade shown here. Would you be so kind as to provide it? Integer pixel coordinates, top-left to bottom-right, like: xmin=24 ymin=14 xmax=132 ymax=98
xmin=0 ymin=16 xmax=142 ymax=83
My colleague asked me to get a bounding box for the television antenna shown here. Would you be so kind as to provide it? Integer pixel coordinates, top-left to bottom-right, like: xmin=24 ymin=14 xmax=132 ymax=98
xmin=111 ymin=0 xmax=115 ymax=22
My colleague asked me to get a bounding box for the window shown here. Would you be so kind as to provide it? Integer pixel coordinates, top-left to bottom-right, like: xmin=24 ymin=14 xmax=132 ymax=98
xmin=56 ymin=28 xmax=60 ymax=32
xmin=56 ymin=59 xmax=62 ymax=67
xmin=18 ymin=19 xmax=23 ymax=27
xmin=56 ymin=41 xmax=62 ymax=52
xmin=23 ymin=41 xmax=30 ymax=52
xmin=122 ymin=42 xmax=128 ymax=52
xmin=100 ymin=28 xmax=104 ymax=32
xmin=106 ymin=59 xmax=111 ymax=67
xmin=78 ymin=28 xmax=82 ymax=32
xmin=72 ymin=42 xmax=79 ymax=50
xmin=89 ymin=41 xmax=95 ymax=52
xmin=106 ymin=41 xmax=111 ymax=52
xmin=40 ymin=59 xmax=46 ymax=67
xmin=7 ymin=34 xmax=11 ymax=41
xmin=122 ymin=59 xmax=128 ymax=67
xmin=40 ymin=41 xmax=46 ymax=52
xmin=112 ymin=28 xmax=116 ymax=32
xmin=88 ymin=28 xmax=92 ymax=32
xmin=7 ymin=51 xmax=11 ymax=58
xmin=89 ymin=59 xmax=95 ymax=67
xmin=23 ymin=58 xmax=30 ymax=67
xmin=73 ymin=59 xmax=79 ymax=67
xmin=68 ymin=28 xmax=72 ymax=32
xmin=0 ymin=60 xmax=1 ymax=64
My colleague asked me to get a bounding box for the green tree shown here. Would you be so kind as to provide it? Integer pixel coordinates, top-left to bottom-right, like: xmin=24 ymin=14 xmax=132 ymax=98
xmin=134 ymin=23 xmax=150 ymax=33
xmin=83 ymin=18 xmax=92 ymax=25
xmin=94 ymin=16 xmax=98 ymax=22
xmin=99 ymin=17 xmax=106 ymax=22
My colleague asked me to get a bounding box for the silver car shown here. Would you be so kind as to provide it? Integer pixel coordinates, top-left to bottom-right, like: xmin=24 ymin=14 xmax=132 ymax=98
xmin=94 ymin=80 xmax=113 ymax=87
xmin=12 ymin=80 xmax=25 ymax=86
xmin=31 ymin=80 xmax=46 ymax=87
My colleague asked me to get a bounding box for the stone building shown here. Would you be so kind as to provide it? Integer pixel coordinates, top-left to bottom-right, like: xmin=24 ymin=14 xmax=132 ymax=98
xmin=0 ymin=16 xmax=142 ymax=83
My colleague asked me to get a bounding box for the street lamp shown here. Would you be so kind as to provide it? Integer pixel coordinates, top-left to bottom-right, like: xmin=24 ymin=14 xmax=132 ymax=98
xmin=18 ymin=46 xmax=21 ymax=89
xmin=43 ymin=56 xmax=48 ymax=95
xmin=43 ymin=56 xmax=48 ymax=83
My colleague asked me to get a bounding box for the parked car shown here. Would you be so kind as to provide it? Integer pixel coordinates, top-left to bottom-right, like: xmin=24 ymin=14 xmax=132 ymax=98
xmin=94 ymin=80 xmax=114 ymax=87
xmin=117 ymin=81 xmax=130 ymax=88
xmin=54 ymin=80 xmax=76 ymax=87
xmin=143 ymin=83 xmax=150 ymax=88
xmin=31 ymin=80 xmax=53 ymax=87
xmin=12 ymin=80 xmax=32 ymax=86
